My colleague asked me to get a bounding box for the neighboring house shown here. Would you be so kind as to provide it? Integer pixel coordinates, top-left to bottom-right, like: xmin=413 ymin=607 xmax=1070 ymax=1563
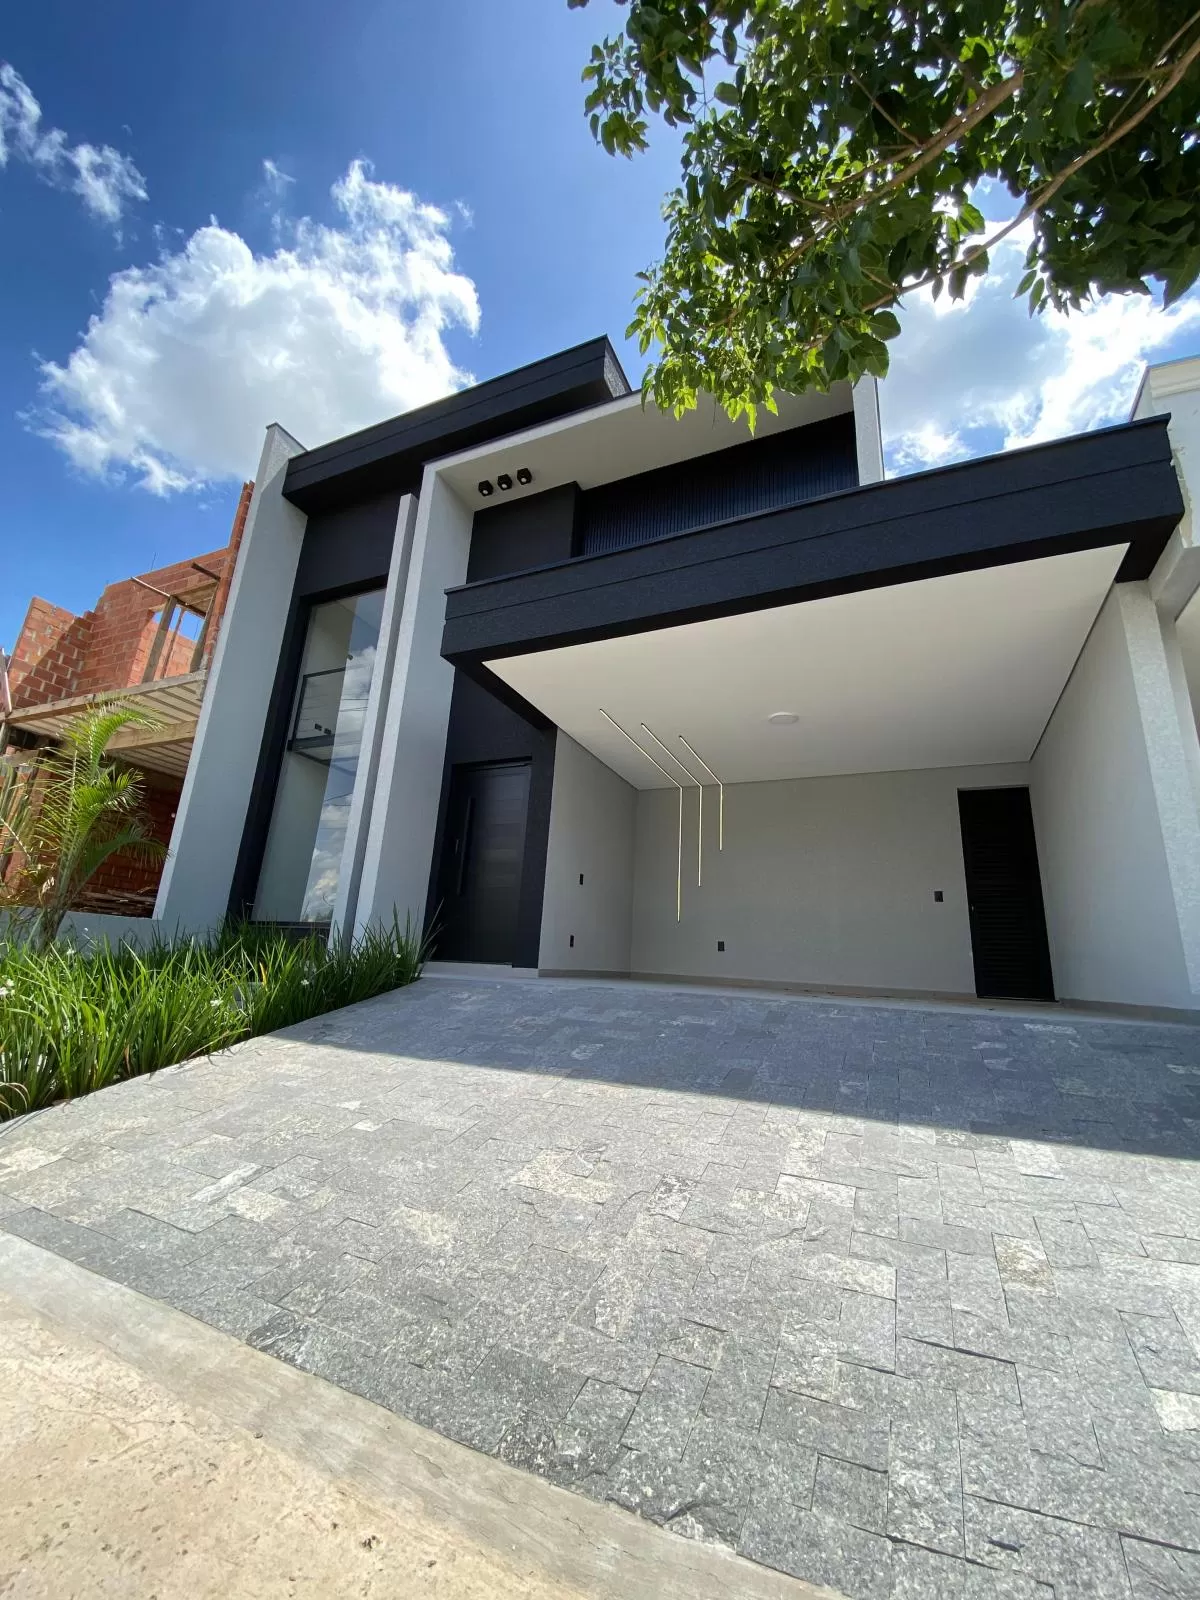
xmin=149 ymin=339 xmax=1200 ymax=1015
xmin=1 ymin=482 xmax=253 ymax=914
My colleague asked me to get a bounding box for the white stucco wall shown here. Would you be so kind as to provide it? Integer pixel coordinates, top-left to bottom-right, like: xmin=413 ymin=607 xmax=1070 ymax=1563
xmin=539 ymin=732 xmax=636 ymax=973
xmin=354 ymin=473 xmax=473 ymax=938
xmin=155 ymin=424 xmax=307 ymax=933
xmin=629 ymin=762 xmax=1030 ymax=995
xmin=1031 ymin=584 xmax=1200 ymax=1011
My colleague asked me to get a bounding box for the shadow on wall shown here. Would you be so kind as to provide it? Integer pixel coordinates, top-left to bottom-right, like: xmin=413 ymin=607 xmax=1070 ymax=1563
xmin=302 ymin=975 xmax=1200 ymax=1165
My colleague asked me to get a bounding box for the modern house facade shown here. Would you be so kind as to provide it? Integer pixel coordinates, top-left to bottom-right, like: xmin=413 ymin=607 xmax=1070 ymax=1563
xmin=151 ymin=340 xmax=1200 ymax=1016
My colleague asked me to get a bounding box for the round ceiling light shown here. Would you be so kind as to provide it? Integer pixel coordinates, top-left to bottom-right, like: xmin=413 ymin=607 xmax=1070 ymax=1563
xmin=767 ymin=711 xmax=800 ymax=726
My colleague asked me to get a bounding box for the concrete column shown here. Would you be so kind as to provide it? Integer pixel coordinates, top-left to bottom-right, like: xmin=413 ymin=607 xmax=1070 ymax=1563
xmin=353 ymin=472 xmax=473 ymax=939
xmin=852 ymin=377 xmax=885 ymax=484
xmin=155 ymin=424 xmax=307 ymax=934
xmin=330 ymin=493 xmax=419 ymax=942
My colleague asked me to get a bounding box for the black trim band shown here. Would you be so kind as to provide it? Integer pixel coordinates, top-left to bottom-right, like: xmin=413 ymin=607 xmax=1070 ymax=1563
xmin=441 ymin=417 xmax=1183 ymax=668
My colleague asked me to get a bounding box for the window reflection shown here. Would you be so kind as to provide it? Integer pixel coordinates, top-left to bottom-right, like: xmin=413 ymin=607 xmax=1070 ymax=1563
xmin=253 ymin=588 xmax=385 ymax=925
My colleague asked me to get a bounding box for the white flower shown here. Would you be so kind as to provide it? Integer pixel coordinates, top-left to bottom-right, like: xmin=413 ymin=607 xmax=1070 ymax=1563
xmin=0 ymin=985 xmax=10 ymax=999
xmin=300 ymin=979 xmax=310 ymax=987
xmin=210 ymin=998 xmax=222 ymax=1008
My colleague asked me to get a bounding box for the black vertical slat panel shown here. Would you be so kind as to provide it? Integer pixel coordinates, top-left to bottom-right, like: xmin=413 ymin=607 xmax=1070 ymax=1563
xmin=577 ymin=413 xmax=858 ymax=557
xmin=958 ymin=788 xmax=1055 ymax=1002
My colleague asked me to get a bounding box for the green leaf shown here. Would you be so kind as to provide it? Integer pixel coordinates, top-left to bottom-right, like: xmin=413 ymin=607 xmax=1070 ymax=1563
xmin=572 ymin=0 xmax=1200 ymax=420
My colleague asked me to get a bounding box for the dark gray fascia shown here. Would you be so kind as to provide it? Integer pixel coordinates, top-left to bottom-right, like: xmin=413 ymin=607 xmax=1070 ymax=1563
xmin=440 ymin=415 xmax=1184 ymax=668
xmin=283 ymin=336 xmax=631 ymax=514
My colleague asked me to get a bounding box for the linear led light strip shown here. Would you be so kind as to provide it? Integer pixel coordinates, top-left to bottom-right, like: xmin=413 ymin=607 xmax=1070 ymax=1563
xmin=679 ymin=734 xmax=724 ymax=852
xmin=640 ymin=724 xmax=704 ymax=887
xmin=599 ymin=708 xmax=685 ymax=923
xmin=599 ymin=711 xmax=726 ymax=922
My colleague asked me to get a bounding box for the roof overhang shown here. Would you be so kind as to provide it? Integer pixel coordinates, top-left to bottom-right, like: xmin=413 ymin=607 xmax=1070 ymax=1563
xmin=282 ymin=337 xmax=631 ymax=515
xmin=485 ymin=545 xmax=1127 ymax=785
xmin=6 ymin=672 xmax=207 ymax=779
xmin=432 ymin=385 xmax=856 ymax=514
xmin=442 ymin=415 xmax=1184 ymax=672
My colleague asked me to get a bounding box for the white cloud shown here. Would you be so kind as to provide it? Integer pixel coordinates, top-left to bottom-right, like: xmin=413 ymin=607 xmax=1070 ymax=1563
xmin=261 ymin=158 xmax=294 ymax=195
xmin=0 ymin=62 xmax=147 ymax=225
xmin=882 ymin=221 xmax=1200 ymax=473
xmin=33 ymin=159 xmax=480 ymax=493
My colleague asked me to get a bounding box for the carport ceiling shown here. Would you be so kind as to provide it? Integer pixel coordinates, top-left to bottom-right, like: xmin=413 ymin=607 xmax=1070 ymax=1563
xmin=487 ymin=545 xmax=1125 ymax=787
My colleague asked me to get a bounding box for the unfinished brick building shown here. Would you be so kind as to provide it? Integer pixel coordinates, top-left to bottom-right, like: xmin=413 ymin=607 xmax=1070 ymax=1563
xmin=1 ymin=483 xmax=253 ymax=915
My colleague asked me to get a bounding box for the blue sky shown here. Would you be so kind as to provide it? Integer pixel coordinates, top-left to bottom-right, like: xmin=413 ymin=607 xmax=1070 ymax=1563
xmin=3 ymin=0 xmax=1199 ymax=655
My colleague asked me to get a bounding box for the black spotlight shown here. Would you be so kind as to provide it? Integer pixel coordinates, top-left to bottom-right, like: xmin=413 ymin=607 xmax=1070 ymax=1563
xmin=478 ymin=479 xmax=494 ymax=496
xmin=497 ymin=473 xmax=513 ymax=491
xmin=516 ymin=466 xmax=533 ymax=486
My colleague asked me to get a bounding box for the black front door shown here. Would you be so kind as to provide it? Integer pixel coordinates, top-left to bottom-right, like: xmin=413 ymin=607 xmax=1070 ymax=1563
xmin=434 ymin=761 xmax=531 ymax=963
xmin=958 ymin=787 xmax=1054 ymax=1001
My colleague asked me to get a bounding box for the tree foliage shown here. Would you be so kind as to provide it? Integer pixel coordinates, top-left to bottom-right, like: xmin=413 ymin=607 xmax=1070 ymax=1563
xmin=570 ymin=0 xmax=1200 ymax=421
xmin=0 ymin=704 xmax=166 ymax=951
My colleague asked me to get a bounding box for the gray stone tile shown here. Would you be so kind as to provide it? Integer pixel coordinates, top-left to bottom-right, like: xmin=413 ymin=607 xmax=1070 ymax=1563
xmin=621 ymin=1355 xmax=709 ymax=1459
xmin=964 ymin=1494 xmax=1134 ymax=1599
xmin=887 ymin=1378 xmax=965 ymax=1555
xmin=839 ymin=1290 xmax=897 ymax=1372
xmin=1 ymin=1205 xmax=135 ymax=1277
xmin=774 ymin=1320 xmax=840 ymax=1401
xmin=761 ymin=1385 xmax=890 ymax=1472
xmin=812 ymin=1454 xmax=888 ymax=1535
xmin=901 ymin=1216 xmax=995 ymax=1257
xmin=1032 ymin=1451 xmax=1200 ymax=1551
xmin=892 ymin=1542 xmax=1053 ymax=1598
xmin=1017 ymin=1365 xmax=1103 ymax=1467
xmin=740 ymin=1499 xmax=894 ymax=1600
xmin=700 ymin=1332 xmax=777 ymax=1429
xmin=950 ymin=1309 xmax=1076 ymax=1374
xmin=1121 ymin=1536 xmax=1200 ymax=1599
xmin=898 ymin=1336 xmax=1020 ymax=1399
xmin=534 ymin=1376 xmax=639 ymax=1485
xmin=1123 ymin=1311 xmax=1200 ymax=1395
xmin=958 ymin=1389 xmax=1036 ymax=1505
xmin=9 ymin=974 xmax=1200 ymax=1598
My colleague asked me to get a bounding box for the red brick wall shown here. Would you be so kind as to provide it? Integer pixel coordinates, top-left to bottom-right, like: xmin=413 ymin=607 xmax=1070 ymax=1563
xmin=203 ymin=480 xmax=253 ymax=664
xmin=79 ymin=773 xmax=183 ymax=910
xmin=70 ymin=545 xmax=234 ymax=699
xmin=7 ymin=598 xmax=87 ymax=704
xmin=4 ymin=482 xmax=253 ymax=915
xmin=7 ymin=512 xmax=249 ymax=714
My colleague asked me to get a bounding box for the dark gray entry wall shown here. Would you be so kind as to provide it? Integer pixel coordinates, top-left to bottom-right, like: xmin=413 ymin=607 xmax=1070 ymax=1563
xmin=425 ymin=672 xmax=555 ymax=968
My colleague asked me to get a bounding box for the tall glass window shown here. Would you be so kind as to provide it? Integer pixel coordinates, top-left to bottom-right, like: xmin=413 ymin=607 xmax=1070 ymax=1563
xmin=253 ymin=588 xmax=385 ymax=925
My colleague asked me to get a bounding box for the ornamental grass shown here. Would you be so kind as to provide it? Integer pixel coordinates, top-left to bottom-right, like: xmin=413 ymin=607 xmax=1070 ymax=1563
xmin=0 ymin=918 xmax=425 ymax=1121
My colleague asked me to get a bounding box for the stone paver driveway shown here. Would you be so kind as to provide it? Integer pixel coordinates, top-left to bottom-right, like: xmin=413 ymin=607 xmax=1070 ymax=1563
xmin=5 ymin=976 xmax=1200 ymax=1599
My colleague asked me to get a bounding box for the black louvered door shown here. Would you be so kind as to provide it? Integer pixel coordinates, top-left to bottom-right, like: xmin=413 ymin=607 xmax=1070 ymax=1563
xmin=434 ymin=761 xmax=530 ymax=964
xmin=958 ymin=788 xmax=1055 ymax=1002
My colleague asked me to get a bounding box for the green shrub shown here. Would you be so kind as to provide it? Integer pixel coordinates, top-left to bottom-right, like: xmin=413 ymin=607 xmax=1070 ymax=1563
xmin=0 ymin=918 xmax=426 ymax=1122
